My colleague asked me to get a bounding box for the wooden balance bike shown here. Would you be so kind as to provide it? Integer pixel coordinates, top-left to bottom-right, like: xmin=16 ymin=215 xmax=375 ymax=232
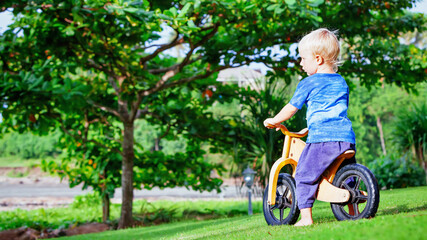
xmin=263 ymin=125 xmax=380 ymax=225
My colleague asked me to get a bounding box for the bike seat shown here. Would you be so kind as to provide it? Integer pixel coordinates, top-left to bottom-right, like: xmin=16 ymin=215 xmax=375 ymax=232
xmin=322 ymin=149 xmax=356 ymax=183
xmin=337 ymin=150 xmax=355 ymax=160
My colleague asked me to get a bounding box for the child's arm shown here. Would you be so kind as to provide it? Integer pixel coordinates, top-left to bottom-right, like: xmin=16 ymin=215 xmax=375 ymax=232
xmin=264 ymin=103 xmax=299 ymax=129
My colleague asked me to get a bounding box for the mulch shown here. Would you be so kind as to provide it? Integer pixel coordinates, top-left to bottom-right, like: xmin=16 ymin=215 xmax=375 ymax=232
xmin=0 ymin=222 xmax=110 ymax=240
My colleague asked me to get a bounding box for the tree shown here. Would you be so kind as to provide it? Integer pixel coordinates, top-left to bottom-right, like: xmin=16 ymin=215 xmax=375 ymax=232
xmin=347 ymin=82 xmax=426 ymax=165
xmin=392 ymin=102 xmax=427 ymax=183
xmin=1 ymin=0 xmax=425 ymax=228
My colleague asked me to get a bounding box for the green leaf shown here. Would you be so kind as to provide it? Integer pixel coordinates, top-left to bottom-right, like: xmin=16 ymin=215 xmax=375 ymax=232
xmin=28 ymin=76 xmax=44 ymax=91
xmin=245 ymin=4 xmax=256 ymax=10
xmin=308 ymin=0 xmax=325 ymax=7
xmin=169 ymin=7 xmax=178 ymax=17
xmin=163 ymin=10 xmax=174 ymax=18
xmin=266 ymin=4 xmax=278 ymax=11
xmin=274 ymin=7 xmax=285 ymax=15
xmin=187 ymin=20 xmax=197 ymax=29
xmin=122 ymin=7 xmax=139 ymax=13
xmin=64 ymin=26 xmax=75 ymax=36
xmin=178 ymin=3 xmax=191 ymax=17
xmin=285 ymin=0 xmax=296 ymax=5
xmin=194 ymin=0 xmax=201 ymax=10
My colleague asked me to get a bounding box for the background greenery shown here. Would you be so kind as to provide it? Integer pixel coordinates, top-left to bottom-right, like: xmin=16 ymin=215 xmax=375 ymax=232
xmin=1 ymin=81 xmax=425 ymax=189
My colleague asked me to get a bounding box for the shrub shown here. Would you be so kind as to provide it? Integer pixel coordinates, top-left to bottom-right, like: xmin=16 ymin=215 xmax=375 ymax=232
xmin=368 ymin=154 xmax=426 ymax=189
xmin=71 ymin=192 xmax=102 ymax=209
xmin=0 ymin=131 xmax=61 ymax=159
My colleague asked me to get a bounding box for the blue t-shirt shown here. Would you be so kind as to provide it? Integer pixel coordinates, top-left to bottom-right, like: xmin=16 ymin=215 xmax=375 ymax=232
xmin=289 ymin=73 xmax=356 ymax=144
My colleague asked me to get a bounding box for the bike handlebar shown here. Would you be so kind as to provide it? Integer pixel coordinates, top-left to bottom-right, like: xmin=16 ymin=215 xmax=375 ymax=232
xmin=267 ymin=124 xmax=309 ymax=138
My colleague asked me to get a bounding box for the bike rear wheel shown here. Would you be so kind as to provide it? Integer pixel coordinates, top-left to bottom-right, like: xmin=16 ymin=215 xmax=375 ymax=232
xmin=330 ymin=163 xmax=380 ymax=220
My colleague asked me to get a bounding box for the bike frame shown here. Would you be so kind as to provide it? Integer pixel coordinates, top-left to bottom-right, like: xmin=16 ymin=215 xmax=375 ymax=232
xmin=267 ymin=125 xmax=353 ymax=206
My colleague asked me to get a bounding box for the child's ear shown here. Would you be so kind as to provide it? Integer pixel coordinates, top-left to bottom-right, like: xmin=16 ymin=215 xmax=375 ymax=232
xmin=315 ymin=55 xmax=324 ymax=65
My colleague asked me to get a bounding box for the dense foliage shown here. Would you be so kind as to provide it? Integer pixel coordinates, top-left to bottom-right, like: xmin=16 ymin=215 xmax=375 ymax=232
xmin=392 ymin=102 xmax=427 ymax=179
xmin=0 ymin=131 xmax=60 ymax=159
xmin=368 ymin=154 xmax=426 ymax=189
xmin=348 ymin=84 xmax=427 ymax=164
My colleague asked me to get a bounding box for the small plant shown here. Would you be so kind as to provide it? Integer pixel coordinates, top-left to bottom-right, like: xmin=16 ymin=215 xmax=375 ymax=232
xmin=71 ymin=192 xmax=102 ymax=208
xmin=6 ymin=168 xmax=29 ymax=178
xmin=133 ymin=201 xmax=178 ymax=226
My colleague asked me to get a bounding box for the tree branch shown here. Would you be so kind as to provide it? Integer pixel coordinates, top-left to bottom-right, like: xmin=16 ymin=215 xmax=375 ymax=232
xmin=157 ymin=123 xmax=172 ymax=142
xmin=154 ymin=65 xmax=230 ymax=93
xmin=139 ymin=22 xmax=218 ymax=66
xmin=107 ymin=76 xmax=120 ymax=96
xmin=134 ymin=106 xmax=150 ymax=119
xmin=88 ymin=99 xmax=123 ymax=121
xmin=139 ymin=32 xmax=182 ymax=64
xmin=135 ymin=43 xmax=167 ymax=51
xmin=86 ymin=60 xmax=120 ymax=92
xmin=130 ymin=94 xmax=143 ymax=122
xmin=140 ymin=24 xmax=220 ymax=96
xmin=148 ymin=55 xmax=203 ymax=74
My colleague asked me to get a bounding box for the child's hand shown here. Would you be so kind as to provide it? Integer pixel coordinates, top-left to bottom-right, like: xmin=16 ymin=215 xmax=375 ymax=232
xmin=263 ymin=118 xmax=281 ymax=131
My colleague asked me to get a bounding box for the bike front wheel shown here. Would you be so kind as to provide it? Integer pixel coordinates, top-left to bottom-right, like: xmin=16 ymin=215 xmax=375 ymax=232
xmin=263 ymin=173 xmax=300 ymax=225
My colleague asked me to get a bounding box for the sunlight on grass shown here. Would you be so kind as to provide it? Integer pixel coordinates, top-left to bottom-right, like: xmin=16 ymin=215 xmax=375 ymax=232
xmin=61 ymin=210 xmax=427 ymax=240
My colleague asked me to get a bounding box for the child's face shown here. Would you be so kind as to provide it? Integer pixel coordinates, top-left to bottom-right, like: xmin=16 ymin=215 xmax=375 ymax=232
xmin=299 ymin=49 xmax=319 ymax=76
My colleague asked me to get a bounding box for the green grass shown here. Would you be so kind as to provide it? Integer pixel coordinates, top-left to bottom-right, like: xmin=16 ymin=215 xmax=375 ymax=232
xmin=60 ymin=186 xmax=427 ymax=240
xmin=0 ymin=156 xmax=45 ymax=168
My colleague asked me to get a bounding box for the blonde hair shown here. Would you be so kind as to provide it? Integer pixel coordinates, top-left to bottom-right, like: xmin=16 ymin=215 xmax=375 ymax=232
xmin=298 ymin=28 xmax=341 ymax=72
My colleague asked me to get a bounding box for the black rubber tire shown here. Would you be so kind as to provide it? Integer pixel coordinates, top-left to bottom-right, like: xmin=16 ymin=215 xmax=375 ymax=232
xmin=263 ymin=173 xmax=300 ymax=225
xmin=331 ymin=163 xmax=380 ymax=221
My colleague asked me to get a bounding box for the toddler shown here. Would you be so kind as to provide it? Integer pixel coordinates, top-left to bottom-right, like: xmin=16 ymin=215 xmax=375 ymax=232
xmin=263 ymin=28 xmax=356 ymax=226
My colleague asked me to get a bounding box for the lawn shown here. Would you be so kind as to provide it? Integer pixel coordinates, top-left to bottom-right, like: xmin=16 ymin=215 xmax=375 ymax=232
xmin=0 ymin=156 xmax=43 ymax=168
xmin=60 ymin=186 xmax=427 ymax=240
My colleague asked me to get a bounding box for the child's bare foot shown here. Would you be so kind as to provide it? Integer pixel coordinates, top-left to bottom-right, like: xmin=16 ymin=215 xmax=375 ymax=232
xmin=294 ymin=208 xmax=313 ymax=227
xmin=294 ymin=218 xmax=313 ymax=227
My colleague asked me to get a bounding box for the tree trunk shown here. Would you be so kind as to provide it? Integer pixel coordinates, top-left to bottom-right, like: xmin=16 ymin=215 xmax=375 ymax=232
xmin=102 ymin=193 xmax=110 ymax=223
xmin=154 ymin=138 xmax=160 ymax=151
xmin=376 ymin=117 xmax=387 ymax=156
xmin=416 ymin=144 xmax=426 ymax=184
xmin=423 ymin=161 xmax=427 ymax=186
xmin=118 ymin=122 xmax=135 ymax=229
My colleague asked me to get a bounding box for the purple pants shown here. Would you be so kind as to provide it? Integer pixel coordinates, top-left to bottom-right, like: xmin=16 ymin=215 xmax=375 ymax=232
xmin=295 ymin=142 xmax=355 ymax=209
